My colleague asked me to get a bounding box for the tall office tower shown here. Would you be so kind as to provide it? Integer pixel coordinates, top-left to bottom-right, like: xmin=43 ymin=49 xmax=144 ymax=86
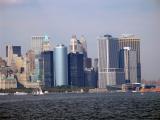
xmin=6 ymin=45 xmax=13 ymax=66
xmin=12 ymin=46 xmax=21 ymax=57
xmin=98 ymin=35 xmax=124 ymax=88
xmin=6 ymin=45 xmax=17 ymax=57
xmin=26 ymin=50 xmax=35 ymax=76
xmin=31 ymin=35 xmax=51 ymax=54
xmin=40 ymin=51 xmax=54 ymax=87
xmin=84 ymin=68 xmax=97 ymax=88
xmin=54 ymin=44 xmax=68 ymax=86
xmin=42 ymin=36 xmax=51 ymax=51
xmin=85 ymin=58 xmax=92 ymax=68
xmin=31 ymin=35 xmax=51 ymax=83
xmin=69 ymin=35 xmax=82 ymax=53
xmin=80 ymin=35 xmax=87 ymax=57
xmin=93 ymin=58 xmax=98 ymax=71
xmin=68 ymin=52 xmax=84 ymax=87
xmin=119 ymin=47 xmax=137 ymax=83
xmin=119 ymin=34 xmax=141 ymax=83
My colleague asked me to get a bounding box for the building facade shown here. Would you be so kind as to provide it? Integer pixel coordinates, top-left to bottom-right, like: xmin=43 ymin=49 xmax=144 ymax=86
xmin=84 ymin=68 xmax=97 ymax=88
xmin=54 ymin=44 xmax=68 ymax=86
xmin=119 ymin=47 xmax=137 ymax=83
xmin=40 ymin=51 xmax=54 ymax=87
xmin=98 ymin=35 xmax=121 ymax=88
xmin=68 ymin=52 xmax=84 ymax=87
xmin=119 ymin=34 xmax=141 ymax=83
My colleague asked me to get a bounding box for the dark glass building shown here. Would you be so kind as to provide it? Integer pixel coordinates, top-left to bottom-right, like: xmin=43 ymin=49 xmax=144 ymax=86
xmin=40 ymin=51 xmax=54 ymax=87
xmin=68 ymin=52 xmax=84 ymax=87
xmin=84 ymin=68 xmax=97 ymax=88
xmin=6 ymin=45 xmax=21 ymax=57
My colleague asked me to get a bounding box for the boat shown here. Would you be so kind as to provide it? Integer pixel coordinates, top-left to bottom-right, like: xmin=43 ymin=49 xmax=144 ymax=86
xmin=32 ymin=88 xmax=44 ymax=95
xmin=14 ymin=92 xmax=28 ymax=95
xmin=0 ymin=93 xmax=9 ymax=96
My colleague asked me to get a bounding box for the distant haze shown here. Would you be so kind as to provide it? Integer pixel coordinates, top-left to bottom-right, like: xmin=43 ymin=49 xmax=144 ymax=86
xmin=0 ymin=0 xmax=160 ymax=81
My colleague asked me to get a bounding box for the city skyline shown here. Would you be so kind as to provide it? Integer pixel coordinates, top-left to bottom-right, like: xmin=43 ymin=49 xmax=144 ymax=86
xmin=0 ymin=0 xmax=160 ymax=81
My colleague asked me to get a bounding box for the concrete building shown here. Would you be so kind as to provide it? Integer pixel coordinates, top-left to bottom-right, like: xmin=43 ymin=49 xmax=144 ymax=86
xmin=98 ymin=35 xmax=121 ymax=88
xmin=69 ymin=35 xmax=82 ymax=53
xmin=0 ymin=68 xmax=17 ymax=89
xmin=119 ymin=34 xmax=141 ymax=83
xmin=31 ymin=35 xmax=51 ymax=54
xmin=119 ymin=47 xmax=137 ymax=83
xmin=6 ymin=44 xmax=13 ymax=66
xmin=54 ymin=44 xmax=68 ymax=86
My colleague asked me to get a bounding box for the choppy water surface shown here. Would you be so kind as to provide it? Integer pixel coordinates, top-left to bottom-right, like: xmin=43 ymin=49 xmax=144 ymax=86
xmin=0 ymin=93 xmax=160 ymax=120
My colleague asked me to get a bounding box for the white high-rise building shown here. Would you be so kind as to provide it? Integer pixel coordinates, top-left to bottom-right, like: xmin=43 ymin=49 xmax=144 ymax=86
xmin=69 ymin=35 xmax=83 ymax=53
xmin=6 ymin=44 xmax=13 ymax=66
xmin=98 ymin=35 xmax=124 ymax=88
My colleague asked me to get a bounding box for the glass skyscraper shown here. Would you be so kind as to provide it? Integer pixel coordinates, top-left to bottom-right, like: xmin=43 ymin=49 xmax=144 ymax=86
xmin=40 ymin=51 xmax=54 ymax=87
xmin=68 ymin=52 xmax=84 ymax=87
xmin=54 ymin=44 xmax=68 ymax=86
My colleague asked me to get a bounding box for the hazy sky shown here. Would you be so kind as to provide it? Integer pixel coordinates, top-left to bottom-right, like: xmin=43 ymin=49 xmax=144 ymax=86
xmin=0 ymin=0 xmax=160 ymax=81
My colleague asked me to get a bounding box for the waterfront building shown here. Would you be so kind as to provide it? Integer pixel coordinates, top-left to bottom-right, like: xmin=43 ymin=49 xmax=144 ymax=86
xmin=98 ymin=35 xmax=125 ymax=88
xmin=84 ymin=68 xmax=97 ymax=88
xmin=119 ymin=47 xmax=137 ymax=83
xmin=68 ymin=52 xmax=84 ymax=87
xmin=54 ymin=44 xmax=68 ymax=86
xmin=119 ymin=34 xmax=141 ymax=83
xmin=40 ymin=51 xmax=54 ymax=87
xmin=0 ymin=68 xmax=17 ymax=89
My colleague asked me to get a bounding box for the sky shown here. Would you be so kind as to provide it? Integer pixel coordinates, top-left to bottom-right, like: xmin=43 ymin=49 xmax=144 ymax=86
xmin=0 ymin=0 xmax=160 ymax=81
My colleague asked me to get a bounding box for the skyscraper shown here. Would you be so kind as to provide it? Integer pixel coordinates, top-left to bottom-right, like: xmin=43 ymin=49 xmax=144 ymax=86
xmin=119 ymin=34 xmax=141 ymax=83
xmin=119 ymin=47 xmax=137 ymax=83
xmin=31 ymin=35 xmax=51 ymax=54
xmin=69 ymin=35 xmax=82 ymax=53
xmin=31 ymin=35 xmax=51 ymax=83
xmin=40 ymin=51 xmax=54 ymax=87
xmin=54 ymin=44 xmax=68 ymax=86
xmin=68 ymin=52 xmax=84 ymax=87
xmin=80 ymin=35 xmax=87 ymax=58
xmin=6 ymin=45 xmax=13 ymax=66
xmin=84 ymin=68 xmax=97 ymax=88
xmin=98 ymin=35 xmax=124 ymax=88
xmin=6 ymin=45 xmax=22 ymax=67
xmin=12 ymin=46 xmax=21 ymax=57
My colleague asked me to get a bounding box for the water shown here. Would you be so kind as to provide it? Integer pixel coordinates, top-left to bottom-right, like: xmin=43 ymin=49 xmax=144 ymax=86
xmin=0 ymin=93 xmax=160 ymax=120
